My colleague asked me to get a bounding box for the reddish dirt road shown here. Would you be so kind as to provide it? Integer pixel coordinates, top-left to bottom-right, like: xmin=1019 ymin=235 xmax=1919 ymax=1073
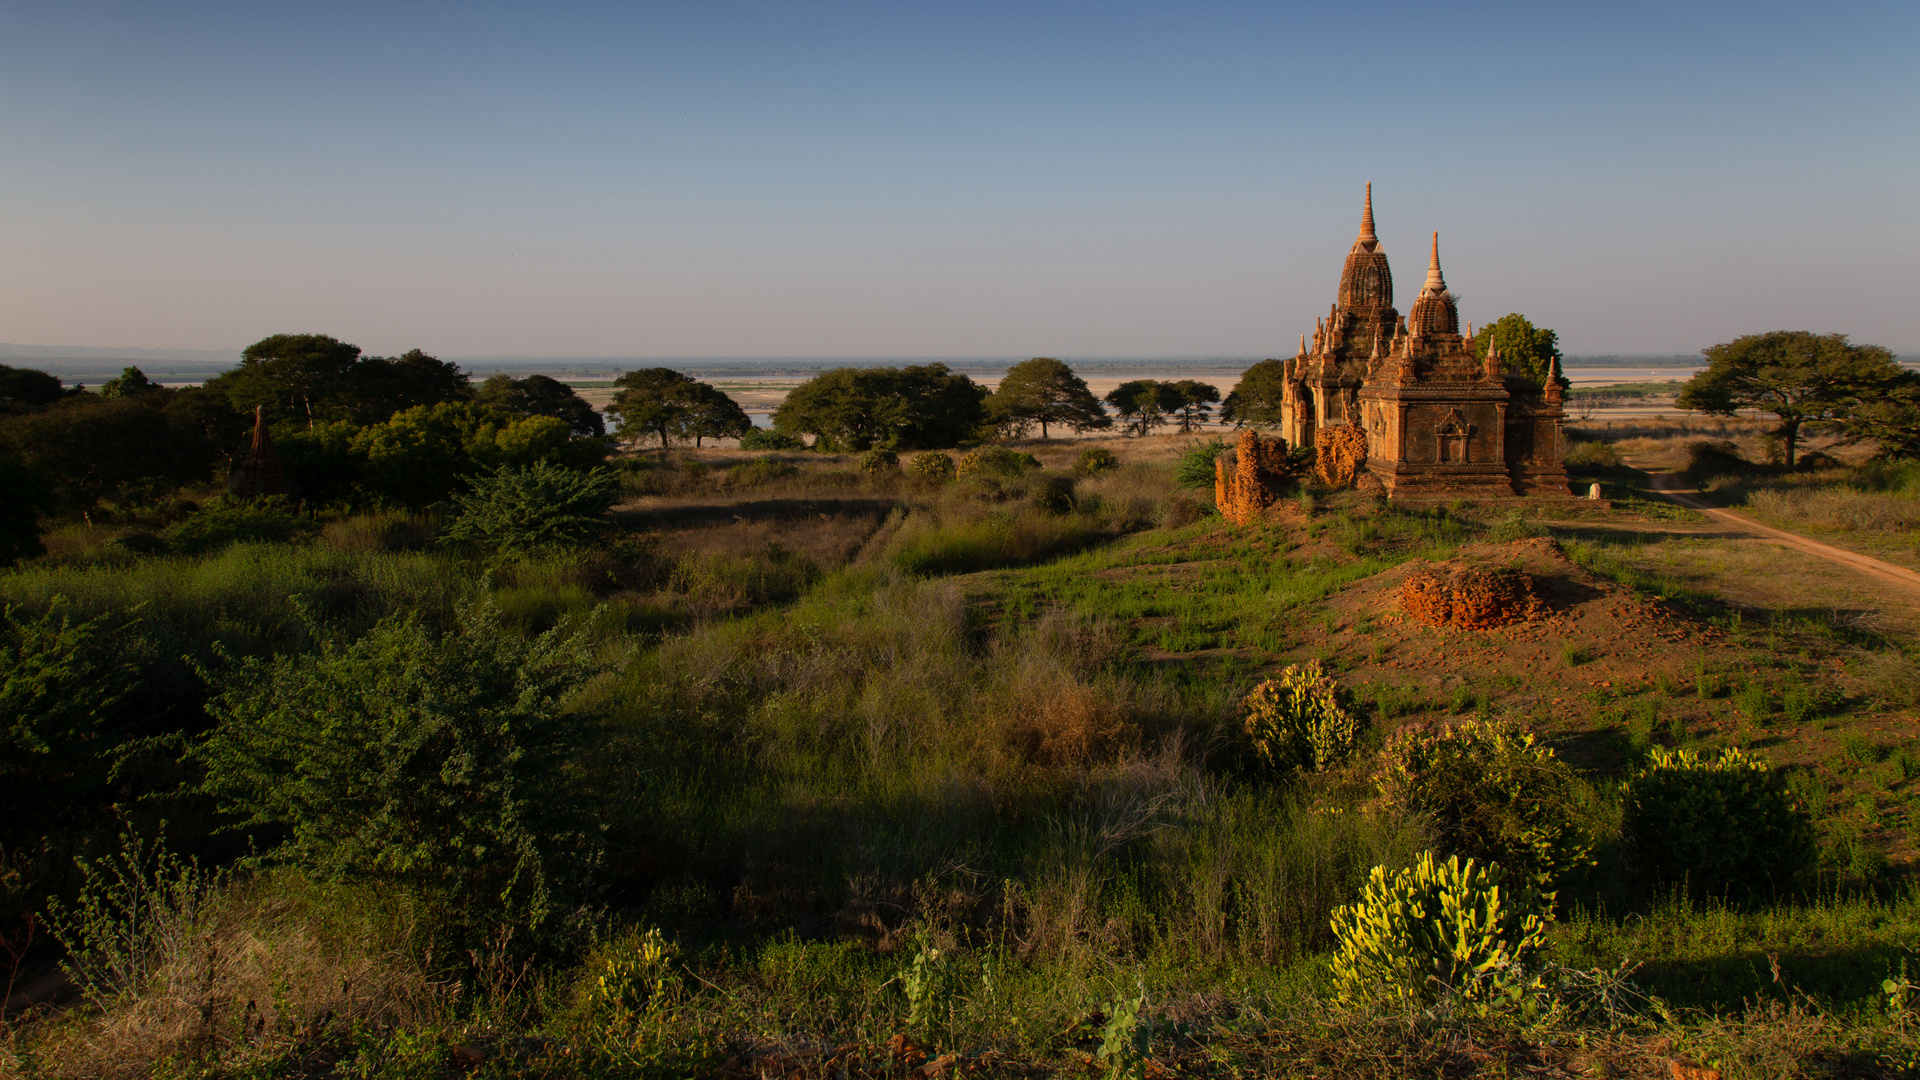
xmin=1645 ymin=471 xmax=1920 ymax=599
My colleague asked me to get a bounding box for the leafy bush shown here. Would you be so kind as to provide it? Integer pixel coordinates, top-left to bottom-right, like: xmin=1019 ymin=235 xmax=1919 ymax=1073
xmin=956 ymin=445 xmax=1036 ymax=480
xmin=1 ymin=602 xmax=138 ymax=816
xmin=858 ymin=448 xmax=900 ymax=474
xmin=908 ymin=451 xmax=956 ymax=480
xmin=1075 ymin=447 xmax=1119 ymax=476
xmin=1620 ymin=746 xmax=1815 ymax=896
xmin=196 ymin=599 xmax=605 ymax=937
xmin=1242 ymin=660 xmax=1362 ymax=773
xmin=1373 ymin=717 xmax=1593 ymax=889
xmin=1173 ymin=436 xmax=1228 ymax=490
xmin=1563 ymin=440 xmax=1621 ymax=468
xmin=1684 ymin=440 xmax=1755 ymax=482
xmin=442 ymin=462 xmax=618 ymax=555
xmin=1488 ymin=510 xmax=1546 ymax=543
xmin=1329 ymin=851 xmax=1550 ymax=1013
xmin=738 ymin=427 xmax=803 ymax=451
xmin=162 ymin=496 xmax=302 ymax=553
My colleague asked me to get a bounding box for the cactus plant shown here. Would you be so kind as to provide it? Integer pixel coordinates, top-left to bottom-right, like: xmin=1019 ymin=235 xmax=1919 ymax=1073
xmin=1329 ymin=851 xmax=1549 ymax=1013
xmin=1242 ymin=660 xmax=1362 ymax=773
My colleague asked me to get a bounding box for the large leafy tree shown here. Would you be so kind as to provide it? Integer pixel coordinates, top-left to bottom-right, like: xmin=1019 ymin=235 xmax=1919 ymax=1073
xmin=210 ymin=334 xmax=365 ymax=427
xmin=351 ymin=402 xmax=604 ymax=509
xmin=773 ymin=363 xmax=987 ymax=451
xmin=0 ymin=389 xmax=244 ymax=512
xmin=0 ymin=453 xmax=53 ymax=564
xmin=606 ymin=367 xmax=748 ymax=449
xmin=1839 ymin=372 xmax=1920 ymax=460
xmin=210 ymin=336 xmax=470 ymax=428
xmin=1221 ymin=359 xmax=1288 ymax=429
xmin=1473 ymin=313 xmax=1566 ymax=390
xmin=1677 ymin=331 xmax=1903 ymax=467
xmin=351 ymin=349 xmax=473 ymax=422
xmin=1166 ymin=379 xmax=1221 ymax=434
xmin=679 ymin=382 xmax=753 ymax=447
xmin=99 ymin=366 xmax=161 ymax=398
xmin=0 ymin=365 xmax=69 ymax=415
xmin=197 ymin=601 xmax=605 ymax=935
xmin=475 ymin=374 xmax=605 ymax=437
xmin=1103 ymin=379 xmax=1181 ymax=437
xmin=986 ymin=358 xmax=1109 ymax=439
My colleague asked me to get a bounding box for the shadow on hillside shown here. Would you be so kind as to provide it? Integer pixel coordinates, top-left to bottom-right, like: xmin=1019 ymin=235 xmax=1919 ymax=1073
xmin=1635 ymin=942 xmax=1908 ymax=1013
xmin=612 ymin=497 xmax=899 ymax=530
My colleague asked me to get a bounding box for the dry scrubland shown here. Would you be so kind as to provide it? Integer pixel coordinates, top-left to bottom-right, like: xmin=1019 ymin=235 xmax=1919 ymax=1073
xmin=4 ymin=430 xmax=1920 ymax=1079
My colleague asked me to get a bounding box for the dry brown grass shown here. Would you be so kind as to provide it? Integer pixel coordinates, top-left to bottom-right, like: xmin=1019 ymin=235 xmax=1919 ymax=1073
xmin=6 ymin=876 xmax=439 ymax=1080
xmin=1746 ymin=485 xmax=1920 ymax=533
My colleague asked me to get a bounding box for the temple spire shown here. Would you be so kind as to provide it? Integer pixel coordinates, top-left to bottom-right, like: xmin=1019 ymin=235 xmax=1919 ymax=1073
xmin=1356 ymin=183 xmax=1377 ymax=249
xmin=1296 ymin=334 xmax=1308 ymax=359
xmin=1422 ymin=232 xmax=1446 ymax=294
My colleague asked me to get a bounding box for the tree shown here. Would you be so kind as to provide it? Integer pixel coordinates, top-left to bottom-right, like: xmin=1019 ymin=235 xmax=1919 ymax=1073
xmin=773 ymin=364 xmax=988 ymax=451
xmin=1221 ymin=359 xmax=1288 ymax=428
xmin=350 ymin=349 xmax=473 ymax=422
xmin=1166 ymin=379 xmax=1221 ymax=434
xmin=99 ymin=366 xmax=160 ymax=398
xmin=986 ymin=358 xmax=1109 ymax=440
xmin=210 ymin=334 xmax=365 ymax=428
xmin=1677 ymin=331 xmax=1903 ymax=467
xmin=475 ymin=374 xmax=605 ymax=437
xmin=0 ymin=390 xmax=241 ymax=512
xmin=607 ymin=368 xmax=744 ymax=450
xmin=197 ymin=601 xmax=605 ymax=935
xmin=1473 ymin=314 xmax=1566 ymax=390
xmin=351 ymin=402 xmax=604 ymax=509
xmin=0 ymin=365 xmax=68 ymax=416
xmin=0 ymin=453 xmax=52 ymax=564
xmin=679 ymin=382 xmax=753 ymax=447
xmin=1104 ymin=380 xmax=1181 ymax=437
xmin=1838 ymin=372 xmax=1920 ymax=460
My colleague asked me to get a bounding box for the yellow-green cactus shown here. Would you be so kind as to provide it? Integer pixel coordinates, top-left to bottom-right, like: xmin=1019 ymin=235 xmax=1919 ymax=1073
xmin=1242 ymin=660 xmax=1361 ymax=773
xmin=1329 ymin=851 xmax=1549 ymax=1013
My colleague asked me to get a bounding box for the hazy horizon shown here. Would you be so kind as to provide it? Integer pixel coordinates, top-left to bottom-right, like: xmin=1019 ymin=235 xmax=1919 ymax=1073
xmin=3 ymin=2 xmax=1915 ymax=357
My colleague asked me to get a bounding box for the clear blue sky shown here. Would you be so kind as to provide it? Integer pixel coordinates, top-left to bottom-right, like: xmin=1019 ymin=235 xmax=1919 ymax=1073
xmin=1 ymin=1 xmax=1914 ymax=358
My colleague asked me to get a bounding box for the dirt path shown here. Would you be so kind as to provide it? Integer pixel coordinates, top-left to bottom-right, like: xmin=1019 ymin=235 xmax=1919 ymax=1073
xmin=1640 ymin=469 xmax=1920 ymax=599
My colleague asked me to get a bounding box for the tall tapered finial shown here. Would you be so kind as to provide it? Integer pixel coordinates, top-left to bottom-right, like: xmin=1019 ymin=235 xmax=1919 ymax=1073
xmin=1423 ymin=232 xmax=1446 ymax=293
xmin=1352 ymin=182 xmax=1378 ymax=251
xmin=1296 ymin=334 xmax=1308 ymax=359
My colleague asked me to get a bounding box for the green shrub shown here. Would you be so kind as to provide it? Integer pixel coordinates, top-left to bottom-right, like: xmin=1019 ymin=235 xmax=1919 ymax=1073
xmin=1489 ymin=510 xmax=1547 ymax=543
xmin=1782 ymin=687 xmax=1816 ymax=726
xmin=1563 ymin=440 xmax=1621 ymax=468
xmin=1733 ymin=682 xmax=1771 ymax=724
xmin=1842 ymin=731 xmax=1882 ymax=764
xmin=956 ymin=445 xmax=1035 ymax=480
xmin=908 ymin=451 xmax=956 ymax=480
xmin=1329 ymin=851 xmax=1550 ymax=1013
xmin=738 ymin=428 xmax=803 ymax=451
xmin=196 ymin=599 xmax=605 ymax=938
xmin=1373 ymin=717 xmax=1593 ymax=889
xmin=1620 ymin=746 xmax=1815 ymax=896
xmin=858 ymin=448 xmax=899 ymax=474
xmin=162 ymin=496 xmax=302 ymax=553
xmin=1242 ymin=660 xmax=1362 ymax=773
xmin=441 ymin=462 xmax=618 ymax=555
xmin=1173 ymin=436 xmax=1227 ymax=490
xmin=1075 ymin=447 xmax=1119 ymax=476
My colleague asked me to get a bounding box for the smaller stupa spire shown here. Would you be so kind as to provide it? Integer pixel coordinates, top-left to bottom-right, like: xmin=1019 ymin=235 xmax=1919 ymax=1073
xmin=1296 ymin=334 xmax=1308 ymax=359
xmin=1422 ymin=232 xmax=1446 ymax=294
xmin=1356 ymin=182 xmax=1377 ymax=249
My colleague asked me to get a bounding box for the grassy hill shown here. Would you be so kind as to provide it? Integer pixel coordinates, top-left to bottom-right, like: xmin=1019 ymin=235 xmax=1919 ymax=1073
xmin=2 ymin=435 xmax=1916 ymax=1078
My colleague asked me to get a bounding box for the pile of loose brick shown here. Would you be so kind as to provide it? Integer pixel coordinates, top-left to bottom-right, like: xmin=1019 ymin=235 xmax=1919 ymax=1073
xmin=1400 ymin=564 xmax=1546 ymax=630
xmin=1314 ymin=424 xmax=1369 ymax=488
xmin=1215 ymin=430 xmax=1296 ymax=526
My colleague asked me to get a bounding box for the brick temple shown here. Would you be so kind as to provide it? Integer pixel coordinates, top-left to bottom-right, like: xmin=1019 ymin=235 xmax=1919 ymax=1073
xmin=1274 ymin=186 xmax=1571 ymax=499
